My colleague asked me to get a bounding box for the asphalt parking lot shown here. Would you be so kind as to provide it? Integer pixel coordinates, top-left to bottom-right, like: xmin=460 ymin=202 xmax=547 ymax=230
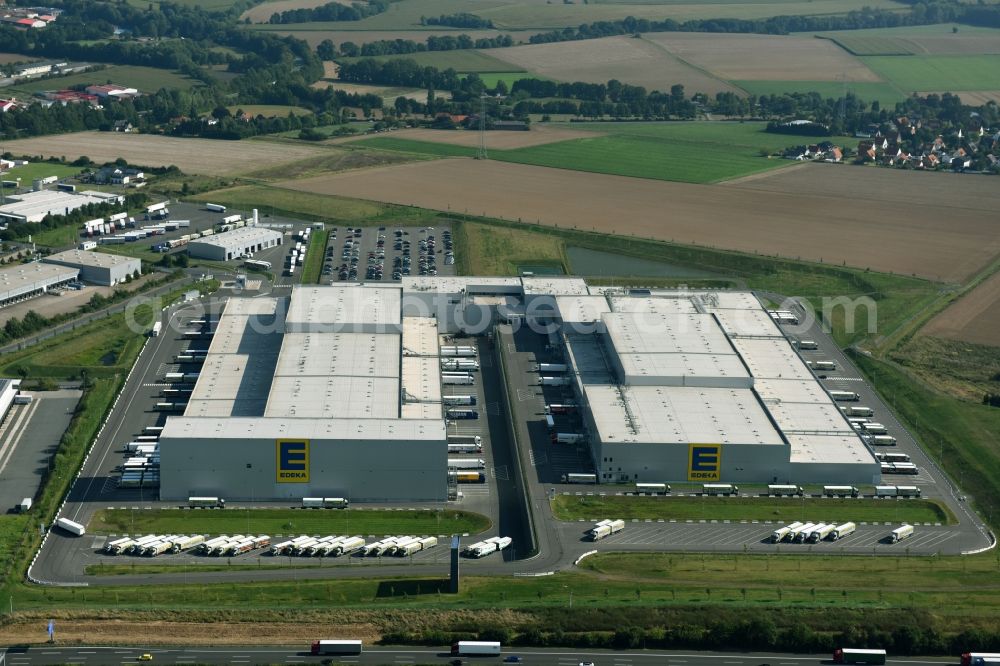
xmin=322 ymin=224 xmax=456 ymax=284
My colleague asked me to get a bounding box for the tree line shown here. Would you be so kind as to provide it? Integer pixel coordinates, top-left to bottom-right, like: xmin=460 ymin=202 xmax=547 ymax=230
xmin=268 ymin=0 xmax=388 ymax=24
xmin=421 ymin=13 xmax=494 ymax=29
xmin=318 ymin=33 xmax=514 ymax=59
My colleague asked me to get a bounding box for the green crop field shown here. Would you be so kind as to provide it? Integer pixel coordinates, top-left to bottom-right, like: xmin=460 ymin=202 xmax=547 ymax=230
xmin=227 ymin=105 xmax=313 ymax=117
xmin=478 ymin=71 xmax=531 ymax=88
xmin=337 ymin=49 xmax=523 ymax=73
xmin=9 ymin=65 xmax=201 ymax=94
xmin=551 ymin=494 xmax=954 ymax=524
xmin=861 ymin=55 xmax=1000 ymax=92
xmin=0 ymin=162 xmax=81 ymax=184
xmin=734 ymin=80 xmax=907 ymax=105
xmin=89 ymin=508 xmax=491 ymax=536
xmin=189 ymin=185 xmax=385 ymax=221
xmin=300 ymin=228 xmax=329 ymax=283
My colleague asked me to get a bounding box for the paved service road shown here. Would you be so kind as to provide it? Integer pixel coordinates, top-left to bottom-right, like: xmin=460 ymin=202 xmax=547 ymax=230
xmin=0 ymin=645 xmax=960 ymax=666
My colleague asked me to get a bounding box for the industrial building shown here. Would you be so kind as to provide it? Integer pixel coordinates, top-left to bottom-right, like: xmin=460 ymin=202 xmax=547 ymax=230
xmin=0 ymin=261 xmax=77 ymax=308
xmin=0 ymin=189 xmax=123 ymax=224
xmin=186 ymin=226 xmax=282 ymax=261
xmin=42 ymin=249 xmax=140 ymax=286
xmin=159 ymin=279 xmax=879 ymax=503
xmin=0 ymin=378 xmax=22 ymax=422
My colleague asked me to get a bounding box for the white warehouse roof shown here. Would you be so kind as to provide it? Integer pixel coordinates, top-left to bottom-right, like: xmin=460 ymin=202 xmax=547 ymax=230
xmin=272 ymin=332 xmax=399 ymax=378
xmin=0 ymin=189 xmax=123 ymax=223
xmin=708 ymin=308 xmax=783 ymax=338
xmin=602 ymin=312 xmax=734 ymax=355
xmin=264 ymin=376 xmax=399 ymax=419
xmin=521 ymin=276 xmax=589 ymax=295
xmin=285 ymin=285 xmax=401 ymax=332
xmin=731 ymin=337 xmax=813 ymax=381
xmin=0 ymin=262 xmax=76 ymax=300
xmin=188 ymin=226 xmax=282 ymax=251
xmin=161 ymin=416 xmax=445 ymax=441
xmin=617 ymin=352 xmax=752 ymax=388
xmin=43 ymin=248 xmax=138 ymax=270
xmin=401 ymin=317 xmax=440 ymax=357
xmin=607 ymin=295 xmax=698 ymax=315
xmin=585 ymin=384 xmax=784 ymax=446
xmin=555 ymin=295 xmax=611 ymax=325
xmin=402 ymin=276 xmax=521 ymax=294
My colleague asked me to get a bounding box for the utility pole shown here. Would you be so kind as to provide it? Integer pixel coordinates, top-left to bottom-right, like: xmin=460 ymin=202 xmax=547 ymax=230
xmin=476 ymin=93 xmax=506 ymax=160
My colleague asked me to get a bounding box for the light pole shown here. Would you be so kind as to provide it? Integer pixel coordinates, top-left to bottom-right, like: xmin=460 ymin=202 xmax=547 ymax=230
xmin=477 ymin=93 xmax=506 ymax=160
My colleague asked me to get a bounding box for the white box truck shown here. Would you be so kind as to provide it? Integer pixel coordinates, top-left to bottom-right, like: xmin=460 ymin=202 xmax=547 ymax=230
xmin=55 ymin=517 xmax=85 ymax=536
xmin=831 ymin=522 xmax=856 ymax=540
xmin=588 ymin=519 xmax=625 ymax=540
xmin=890 ymin=524 xmax=914 ymax=543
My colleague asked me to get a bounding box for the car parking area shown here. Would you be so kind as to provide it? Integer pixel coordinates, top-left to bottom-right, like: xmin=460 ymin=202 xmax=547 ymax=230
xmin=324 ymin=225 xmax=456 ymax=284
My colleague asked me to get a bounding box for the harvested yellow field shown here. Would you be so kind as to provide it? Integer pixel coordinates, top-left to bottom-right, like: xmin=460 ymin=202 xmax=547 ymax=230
xmin=2 ymin=132 xmax=326 ymax=176
xmin=309 ymin=80 xmax=440 ymax=103
xmin=921 ymin=270 xmax=1000 ymax=346
xmin=482 ymin=36 xmax=741 ymax=96
xmin=645 ymin=32 xmax=882 ymax=82
xmin=276 ymin=159 xmax=1000 ymax=283
xmin=942 ymin=90 xmax=1000 ymax=105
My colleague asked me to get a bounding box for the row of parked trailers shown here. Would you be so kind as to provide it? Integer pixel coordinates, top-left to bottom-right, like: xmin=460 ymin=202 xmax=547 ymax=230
xmin=118 ymin=427 xmax=161 ymax=489
xmin=771 ymin=521 xmax=857 ymax=543
xmin=462 ymin=536 xmax=512 ymax=558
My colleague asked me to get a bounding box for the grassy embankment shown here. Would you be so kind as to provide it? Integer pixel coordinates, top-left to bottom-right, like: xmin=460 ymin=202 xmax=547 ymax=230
xmin=4 ymin=65 xmax=200 ymax=96
xmin=550 ymin=495 xmax=954 ymax=525
xmin=90 ymin=508 xmax=490 ymax=537
xmin=300 ymin=227 xmax=329 ymax=284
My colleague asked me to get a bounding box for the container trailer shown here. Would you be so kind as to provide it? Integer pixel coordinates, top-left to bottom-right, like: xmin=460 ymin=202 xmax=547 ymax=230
xmin=441 ymin=373 xmax=475 ymax=385
xmin=448 ymin=434 xmax=482 ymax=446
xmin=171 ymin=535 xmax=205 ymax=553
xmin=890 ymin=525 xmax=914 ymax=543
xmin=862 ymin=422 xmax=888 ymax=435
xmin=311 ymin=640 xmax=362 ymax=656
xmin=962 ymin=653 xmax=1000 ymax=666
xmin=440 ymin=346 xmax=477 ymax=357
xmin=442 ymin=395 xmax=477 ymax=406
xmin=789 ymin=523 xmax=815 ymax=543
xmin=545 ymin=403 xmax=577 ymax=414
xmin=703 ymin=483 xmax=739 ymax=496
xmin=831 ymin=522 xmax=856 ymax=540
xmin=448 ymin=443 xmax=483 ymax=454
xmin=767 ymin=484 xmax=803 ymax=496
xmin=451 ymin=641 xmax=501 ymax=656
xmin=824 ymin=485 xmax=860 ymax=498
xmin=104 ymin=537 xmax=133 ymax=554
xmin=188 ymin=496 xmax=224 ymax=508
xmin=771 ymin=522 xmax=803 ymax=543
xmin=797 ymin=339 xmax=819 ymax=350
xmin=562 ymin=473 xmax=597 ymax=484
xmin=635 ymin=483 xmax=670 ymax=494
xmin=448 ymin=458 xmax=486 ymax=470
xmin=446 ymin=408 xmax=478 ymax=420
xmin=537 ymin=363 xmax=567 ymax=373
xmin=830 ymin=390 xmax=860 ymax=401
xmin=332 ymin=536 xmax=365 ymax=556
xmin=833 ymin=648 xmax=886 ymax=664
xmin=540 ymin=376 xmax=571 ymax=386
xmin=55 ymin=517 xmax=85 ymax=536
xmin=588 ymin=519 xmax=625 ymax=540
xmin=808 ymin=523 xmax=837 ymax=543
xmin=449 ymin=471 xmax=486 ymax=483
xmin=302 ymin=497 xmax=324 ymax=508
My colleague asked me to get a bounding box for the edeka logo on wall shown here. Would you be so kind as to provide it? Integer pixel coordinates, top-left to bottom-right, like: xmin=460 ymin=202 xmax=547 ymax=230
xmin=688 ymin=443 xmax=721 ymax=482
xmin=276 ymin=439 xmax=309 ymax=483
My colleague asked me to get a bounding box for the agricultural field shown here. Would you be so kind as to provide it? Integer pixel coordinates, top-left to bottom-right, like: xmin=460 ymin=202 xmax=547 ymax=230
xmin=484 ymin=36 xmax=740 ymax=96
xmin=359 ymin=121 xmax=854 ymax=183
xmin=7 ymin=65 xmax=200 ymax=94
xmin=734 ymin=80 xmax=906 ymax=106
xmin=951 ymin=90 xmax=1000 ymax=105
xmin=0 ymin=132 xmax=328 ymax=176
xmin=226 ymin=104 xmax=313 ymax=117
xmin=861 ymin=55 xmax=1000 ymax=92
xmin=645 ymin=32 xmax=881 ymax=83
xmin=816 ymin=24 xmax=1000 ymax=55
xmin=338 ymin=48 xmax=522 ymax=73
xmin=0 ymin=52 xmax=37 ymax=65
xmin=920 ymin=270 xmax=1000 ymax=347
xmin=0 ymin=162 xmax=81 ymax=184
xmin=309 ymin=80 xmax=439 ymax=104
xmin=241 ymin=0 xmax=354 ymax=23
xmin=189 ymin=184 xmax=385 ymax=221
xmin=275 ymin=158 xmax=1000 ymax=282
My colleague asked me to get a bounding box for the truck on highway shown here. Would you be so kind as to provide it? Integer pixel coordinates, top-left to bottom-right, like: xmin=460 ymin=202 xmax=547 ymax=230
xmin=831 ymin=522 xmax=856 ymax=540
xmin=55 ymin=517 xmax=85 ymax=536
xmin=962 ymin=653 xmax=1000 ymax=666
xmin=890 ymin=524 xmax=914 ymax=543
xmin=833 ymin=647 xmax=886 ymax=664
xmin=150 ymin=321 xmax=162 ymax=337
xmin=311 ymin=640 xmax=362 ymax=656
xmin=588 ymin=519 xmax=625 ymax=540
xmin=703 ymin=483 xmax=739 ymax=496
xmin=448 ymin=458 xmax=486 ymax=470
xmin=562 ymin=473 xmax=597 ymax=484
xmin=829 ymin=390 xmax=860 ymax=401
xmin=451 ymin=641 xmax=502 ymax=656
xmin=824 ymin=485 xmax=860 ymax=498
xmin=188 ymin=496 xmax=224 ymax=508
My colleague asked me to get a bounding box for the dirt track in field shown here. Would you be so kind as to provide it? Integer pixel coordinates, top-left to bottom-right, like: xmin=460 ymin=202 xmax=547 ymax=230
xmin=2 ymin=132 xmax=327 ymax=176
xmin=921 ymin=270 xmax=1000 ymax=346
xmin=645 ymin=32 xmax=882 ymax=82
xmin=483 ymin=36 xmax=741 ymax=96
xmin=276 ymin=159 xmax=1000 ymax=283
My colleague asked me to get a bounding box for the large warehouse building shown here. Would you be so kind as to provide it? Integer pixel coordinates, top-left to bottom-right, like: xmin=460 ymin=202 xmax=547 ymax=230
xmin=159 ymin=279 xmax=879 ymax=502
xmin=42 ymin=249 xmax=140 ymax=286
xmin=0 ymin=189 xmax=123 ymax=224
xmin=0 ymin=262 xmax=77 ymax=308
xmin=187 ymin=226 xmax=282 ymax=261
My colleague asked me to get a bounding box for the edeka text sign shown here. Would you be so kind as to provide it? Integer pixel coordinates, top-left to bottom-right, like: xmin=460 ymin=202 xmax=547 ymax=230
xmin=276 ymin=439 xmax=309 ymax=483
xmin=688 ymin=443 xmax=721 ymax=482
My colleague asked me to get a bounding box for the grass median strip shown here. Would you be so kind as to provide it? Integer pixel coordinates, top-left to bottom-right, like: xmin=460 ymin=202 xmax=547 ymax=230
xmin=89 ymin=508 xmax=491 ymax=537
xmin=551 ymin=494 xmax=954 ymax=525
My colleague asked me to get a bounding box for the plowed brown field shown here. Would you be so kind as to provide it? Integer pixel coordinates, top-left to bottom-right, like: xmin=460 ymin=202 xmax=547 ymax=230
xmin=921 ymin=270 xmax=1000 ymax=346
xmin=276 ymin=159 xmax=1000 ymax=282
xmin=2 ymin=132 xmax=326 ymax=176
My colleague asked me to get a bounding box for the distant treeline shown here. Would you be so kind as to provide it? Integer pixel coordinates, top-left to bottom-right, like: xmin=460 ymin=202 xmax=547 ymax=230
xmin=268 ymin=0 xmax=388 ymax=24
xmin=421 ymin=13 xmax=494 ymax=29
xmin=318 ymin=33 xmax=513 ymax=59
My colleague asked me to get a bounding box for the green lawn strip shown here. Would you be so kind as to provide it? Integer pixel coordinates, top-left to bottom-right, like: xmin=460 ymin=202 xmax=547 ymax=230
xmin=850 ymin=351 xmax=1000 ymax=532
xmin=31 ymin=224 xmax=79 ymax=249
xmin=89 ymin=508 xmax=491 ymax=536
xmin=551 ymin=495 xmax=953 ymax=525
xmin=85 ymin=563 xmax=352 ymax=576
xmin=188 ymin=185 xmax=385 ymax=222
xmin=10 ymin=65 xmax=200 ymax=93
xmin=358 ymin=137 xmax=477 ymax=158
xmin=300 ymin=227 xmax=329 ymax=284
xmin=1 ymin=162 xmax=81 ymax=183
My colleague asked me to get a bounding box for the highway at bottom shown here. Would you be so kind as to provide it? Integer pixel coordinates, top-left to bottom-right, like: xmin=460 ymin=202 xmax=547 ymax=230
xmin=0 ymin=645 xmax=959 ymax=666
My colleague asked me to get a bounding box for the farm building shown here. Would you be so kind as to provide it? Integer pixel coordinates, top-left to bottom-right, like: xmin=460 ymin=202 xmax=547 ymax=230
xmin=186 ymin=226 xmax=282 ymax=261
xmin=0 ymin=189 xmax=123 ymax=224
xmin=42 ymin=248 xmax=140 ymax=286
xmin=0 ymin=261 xmax=77 ymax=308
xmin=159 ymin=279 xmax=879 ymax=503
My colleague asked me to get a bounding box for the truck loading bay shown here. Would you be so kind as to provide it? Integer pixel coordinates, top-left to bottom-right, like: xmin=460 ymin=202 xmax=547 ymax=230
xmin=29 ymin=285 xmax=993 ymax=587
